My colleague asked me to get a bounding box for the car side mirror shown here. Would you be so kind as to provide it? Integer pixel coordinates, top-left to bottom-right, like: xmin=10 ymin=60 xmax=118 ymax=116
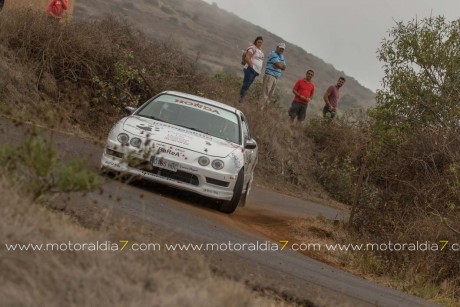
xmin=124 ymin=106 xmax=136 ymax=115
xmin=244 ymin=139 xmax=257 ymax=150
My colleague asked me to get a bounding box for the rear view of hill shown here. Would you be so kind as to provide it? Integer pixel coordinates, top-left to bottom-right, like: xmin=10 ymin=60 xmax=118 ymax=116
xmin=74 ymin=0 xmax=375 ymax=113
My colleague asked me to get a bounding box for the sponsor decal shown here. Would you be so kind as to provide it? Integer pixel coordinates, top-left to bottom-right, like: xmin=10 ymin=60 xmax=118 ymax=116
xmin=154 ymin=122 xmax=212 ymax=140
xmin=179 ymin=165 xmax=199 ymax=173
xmin=157 ymin=147 xmax=179 ymax=157
xmin=125 ymin=123 xmax=137 ymax=129
xmin=174 ymin=99 xmax=220 ymax=115
xmin=156 ymin=146 xmax=187 ymax=160
xmin=141 ymin=170 xmax=162 ymax=179
xmin=203 ymin=188 xmax=221 ymax=195
xmin=164 ymin=132 xmax=191 ymax=146
xmin=140 ymin=170 xmax=184 ymax=184
xmin=136 ymin=125 xmax=153 ymax=132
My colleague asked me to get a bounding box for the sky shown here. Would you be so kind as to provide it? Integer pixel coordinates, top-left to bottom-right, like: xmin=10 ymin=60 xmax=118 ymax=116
xmin=202 ymin=0 xmax=460 ymax=92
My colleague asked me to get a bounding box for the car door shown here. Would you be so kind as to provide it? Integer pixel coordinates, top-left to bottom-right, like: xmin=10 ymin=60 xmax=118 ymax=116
xmin=240 ymin=114 xmax=257 ymax=183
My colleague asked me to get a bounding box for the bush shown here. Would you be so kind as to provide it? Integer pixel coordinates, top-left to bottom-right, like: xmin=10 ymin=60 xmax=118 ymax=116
xmin=0 ymin=11 xmax=205 ymax=135
xmin=304 ymin=105 xmax=460 ymax=300
xmin=305 ymin=113 xmax=372 ymax=204
xmin=0 ymin=133 xmax=102 ymax=200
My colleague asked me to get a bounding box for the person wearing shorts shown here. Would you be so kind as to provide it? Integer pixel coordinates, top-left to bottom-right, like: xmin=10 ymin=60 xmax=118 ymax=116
xmin=289 ymin=70 xmax=315 ymax=122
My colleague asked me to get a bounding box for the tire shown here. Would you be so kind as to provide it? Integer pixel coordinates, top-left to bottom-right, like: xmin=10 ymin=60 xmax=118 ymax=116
xmin=239 ymin=182 xmax=250 ymax=207
xmin=218 ymin=169 xmax=244 ymax=214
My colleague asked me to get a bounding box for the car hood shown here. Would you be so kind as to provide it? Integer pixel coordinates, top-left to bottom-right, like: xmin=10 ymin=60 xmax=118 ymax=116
xmin=122 ymin=116 xmax=241 ymax=157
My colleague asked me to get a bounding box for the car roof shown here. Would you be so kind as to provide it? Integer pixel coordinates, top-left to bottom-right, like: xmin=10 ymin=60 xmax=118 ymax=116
xmin=161 ymin=91 xmax=240 ymax=114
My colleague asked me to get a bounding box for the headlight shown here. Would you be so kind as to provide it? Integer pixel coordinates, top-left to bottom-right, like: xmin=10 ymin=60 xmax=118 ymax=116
xmin=198 ymin=156 xmax=210 ymax=166
xmin=117 ymin=133 xmax=129 ymax=145
xmin=211 ymin=159 xmax=224 ymax=170
xmin=130 ymin=137 xmax=142 ymax=148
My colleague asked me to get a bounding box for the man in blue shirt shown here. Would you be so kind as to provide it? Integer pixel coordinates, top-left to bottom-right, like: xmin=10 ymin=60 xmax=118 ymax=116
xmin=261 ymin=42 xmax=286 ymax=109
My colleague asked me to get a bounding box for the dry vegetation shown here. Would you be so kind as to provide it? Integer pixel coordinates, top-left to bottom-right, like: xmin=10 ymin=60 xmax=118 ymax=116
xmin=0 ymin=178 xmax=288 ymax=306
xmin=303 ymin=116 xmax=460 ymax=305
xmin=1 ymin=9 xmax=459 ymax=306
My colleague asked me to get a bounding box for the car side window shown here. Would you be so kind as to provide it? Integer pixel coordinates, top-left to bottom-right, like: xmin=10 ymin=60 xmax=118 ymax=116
xmin=241 ymin=115 xmax=250 ymax=141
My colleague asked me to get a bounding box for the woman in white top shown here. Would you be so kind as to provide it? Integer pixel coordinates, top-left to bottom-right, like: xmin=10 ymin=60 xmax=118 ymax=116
xmin=239 ymin=36 xmax=264 ymax=103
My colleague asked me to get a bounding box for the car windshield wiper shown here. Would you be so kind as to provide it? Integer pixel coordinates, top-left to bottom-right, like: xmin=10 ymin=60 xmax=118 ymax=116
xmin=143 ymin=115 xmax=167 ymax=123
xmin=176 ymin=124 xmax=208 ymax=134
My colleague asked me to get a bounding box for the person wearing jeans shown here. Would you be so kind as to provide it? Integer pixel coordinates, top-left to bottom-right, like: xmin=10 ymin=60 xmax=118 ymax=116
xmin=239 ymin=36 xmax=264 ymax=103
xmin=240 ymin=66 xmax=259 ymax=102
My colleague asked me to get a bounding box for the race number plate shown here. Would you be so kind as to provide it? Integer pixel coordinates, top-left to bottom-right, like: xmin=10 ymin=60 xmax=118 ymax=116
xmin=150 ymin=156 xmax=178 ymax=172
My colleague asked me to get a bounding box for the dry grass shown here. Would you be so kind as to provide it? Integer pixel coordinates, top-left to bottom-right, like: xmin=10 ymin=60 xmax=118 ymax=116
xmin=0 ymin=178 xmax=291 ymax=306
xmin=286 ymin=217 xmax=352 ymax=267
xmin=2 ymin=0 xmax=75 ymax=15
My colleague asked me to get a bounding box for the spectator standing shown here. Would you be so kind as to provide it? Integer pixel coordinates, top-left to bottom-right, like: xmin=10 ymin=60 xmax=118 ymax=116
xmin=261 ymin=42 xmax=286 ymax=108
xmin=288 ymin=70 xmax=315 ymax=122
xmin=239 ymin=36 xmax=264 ymax=103
xmin=47 ymin=0 xmax=68 ymax=19
xmin=323 ymin=77 xmax=346 ymax=119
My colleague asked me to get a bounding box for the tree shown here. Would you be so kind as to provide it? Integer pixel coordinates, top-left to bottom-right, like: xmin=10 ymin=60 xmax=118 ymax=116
xmin=374 ymin=16 xmax=460 ymax=134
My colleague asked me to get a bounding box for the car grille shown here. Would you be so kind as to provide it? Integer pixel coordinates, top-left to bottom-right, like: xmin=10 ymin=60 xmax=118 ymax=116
xmin=151 ymin=167 xmax=199 ymax=186
xmin=106 ymin=148 xmax=124 ymax=158
xmin=128 ymin=159 xmax=199 ymax=186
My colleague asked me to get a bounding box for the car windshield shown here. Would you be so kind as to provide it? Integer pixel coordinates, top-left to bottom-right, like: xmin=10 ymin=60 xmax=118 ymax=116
xmin=137 ymin=94 xmax=241 ymax=144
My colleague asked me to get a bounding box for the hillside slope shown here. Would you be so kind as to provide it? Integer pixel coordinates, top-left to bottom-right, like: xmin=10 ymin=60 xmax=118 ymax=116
xmin=74 ymin=0 xmax=375 ymax=113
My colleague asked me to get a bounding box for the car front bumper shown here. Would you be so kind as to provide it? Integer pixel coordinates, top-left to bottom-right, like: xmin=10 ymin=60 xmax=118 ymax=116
xmin=101 ymin=149 xmax=236 ymax=201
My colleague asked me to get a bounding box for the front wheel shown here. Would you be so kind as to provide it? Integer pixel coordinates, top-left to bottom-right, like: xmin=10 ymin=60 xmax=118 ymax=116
xmin=218 ymin=169 xmax=244 ymax=214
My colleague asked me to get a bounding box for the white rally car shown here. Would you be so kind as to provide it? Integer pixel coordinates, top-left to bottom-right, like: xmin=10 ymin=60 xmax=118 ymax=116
xmin=100 ymin=91 xmax=258 ymax=213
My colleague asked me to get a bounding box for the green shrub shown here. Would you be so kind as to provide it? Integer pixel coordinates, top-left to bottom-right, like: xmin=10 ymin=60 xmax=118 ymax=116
xmin=0 ymin=135 xmax=102 ymax=200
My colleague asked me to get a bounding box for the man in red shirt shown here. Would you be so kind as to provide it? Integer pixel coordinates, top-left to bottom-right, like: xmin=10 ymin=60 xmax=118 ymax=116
xmin=289 ymin=70 xmax=315 ymax=122
xmin=47 ymin=0 xmax=69 ymax=19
